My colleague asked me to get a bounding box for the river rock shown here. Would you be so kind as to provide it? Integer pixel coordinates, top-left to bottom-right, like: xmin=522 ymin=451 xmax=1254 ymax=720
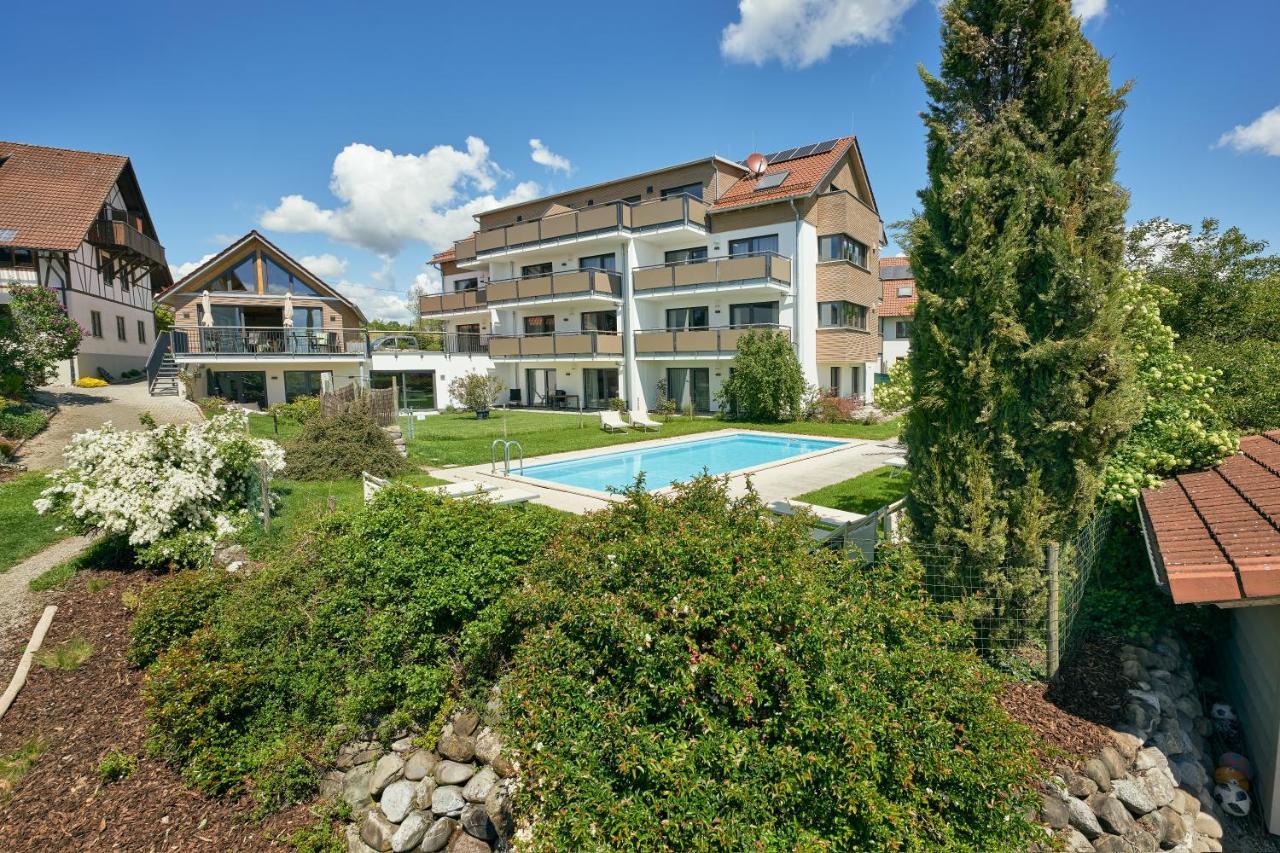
xmin=319 ymin=769 xmax=345 ymax=799
xmin=338 ymin=741 xmax=383 ymax=770
xmin=1133 ymin=747 xmax=1167 ymax=772
xmin=1136 ymin=808 xmax=1166 ymax=842
xmin=343 ymin=762 xmax=377 ymax=810
xmin=1110 ymin=730 xmax=1143 ymax=763
xmin=380 ymin=779 xmax=416 ymax=823
xmin=1059 ymin=827 xmax=1094 ymax=852
xmin=1083 ymin=758 xmax=1112 ymax=792
xmin=431 ymin=785 xmax=466 ymax=817
xmin=1065 ymin=795 xmax=1102 ymax=839
xmin=438 ymin=731 xmax=476 ymax=763
xmin=453 ymin=709 xmax=480 ymax=738
xmin=460 ymin=802 xmax=497 ymax=841
xmin=1172 ymin=788 xmax=1201 ymax=816
xmin=449 ymin=833 xmax=492 ymax=853
xmin=1091 ymin=836 xmax=1128 ymax=853
xmin=389 ymin=810 xmax=429 ymax=852
xmin=1063 ymin=768 xmax=1097 ymax=798
xmin=1040 ymin=794 xmax=1070 ymax=830
xmin=1098 ymin=747 xmax=1127 ymax=780
xmin=413 ymin=777 xmax=436 ymax=810
xmin=434 ymin=760 xmax=475 ymax=785
xmin=1138 ymin=767 xmax=1175 ymax=809
xmin=474 ymin=727 xmax=502 ymax=765
xmin=1088 ymin=793 xmax=1135 ymax=836
xmin=417 ymin=817 xmax=455 ymax=852
xmin=1112 ymin=777 xmax=1159 ymax=815
xmin=391 ymin=736 xmax=416 ymax=753
xmin=361 ymin=810 xmax=396 ymax=852
xmin=369 ymin=753 xmax=404 ymax=796
xmin=403 ymin=749 xmax=437 ymax=782
xmin=1194 ymin=811 xmax=1223 ymax=839
xmin=485 ymin=781 xmax=514 ymax=838
xmin=1160 ymin=805 xmax=1187 ymax=846
xmin=346 ymin=823 xmax=377 ymax=853
xmin=463 ymin=766 xmax=497 ymax=803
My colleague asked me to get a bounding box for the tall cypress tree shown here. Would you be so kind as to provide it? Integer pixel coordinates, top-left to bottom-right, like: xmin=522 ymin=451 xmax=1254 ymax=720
xmin=905 ymin=0 xmax=1139 ymax=638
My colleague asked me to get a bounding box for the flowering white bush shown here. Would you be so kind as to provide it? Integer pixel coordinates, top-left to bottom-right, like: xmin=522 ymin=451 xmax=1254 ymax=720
xmin=35 ymin=412 xmax=285 ymax=561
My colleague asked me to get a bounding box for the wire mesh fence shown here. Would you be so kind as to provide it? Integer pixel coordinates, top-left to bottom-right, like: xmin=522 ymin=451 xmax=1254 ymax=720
xmin=843 ymin=508 xmax=1113 ymax=680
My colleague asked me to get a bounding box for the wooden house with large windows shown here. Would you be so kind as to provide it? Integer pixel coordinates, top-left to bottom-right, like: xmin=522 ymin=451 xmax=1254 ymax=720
xmin=152 ymin=231 xmax=369 ymax=408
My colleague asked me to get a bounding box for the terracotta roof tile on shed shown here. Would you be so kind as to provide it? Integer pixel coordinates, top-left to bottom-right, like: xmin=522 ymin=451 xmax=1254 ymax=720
xmin=712 ymin=137 xmax=855 ymax=212
xmin=0 ymin=141 xmax=130 ymax=251
xmin=430 ymin=247 xmax=456 ymax=264
xmin=879 ymin=257 xmax=918 ymax=318
xmin=1140 ymin=431 xmax=1280 ymax=604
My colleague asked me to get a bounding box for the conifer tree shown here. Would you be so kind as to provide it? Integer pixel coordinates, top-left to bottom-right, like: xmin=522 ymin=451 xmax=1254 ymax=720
xmin=905 ymin=0 xmax=1140 ymax=642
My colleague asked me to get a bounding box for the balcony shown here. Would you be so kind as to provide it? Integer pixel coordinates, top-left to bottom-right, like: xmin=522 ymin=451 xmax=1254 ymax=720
xmin=488 ymin=331 xmax=623 ymax=360
xmin=632 ymin=252 xmax=791 ymax=297
xmin=454 ymin=194 xmax=709 ymax=262
xmin=171 ymin=325 xmax=370 ymax=358
xmin=86 ymin=217 xmax=167 ymax=269
xmin=419 ymin=287 xmax=487 ymax=316
xmin=371 ymin=331 xmax=490 ymax=356
xmin=633 ymin=324 xmax=791 ymax=358
xmin=486 ymin=268 xmax=621 ymax=306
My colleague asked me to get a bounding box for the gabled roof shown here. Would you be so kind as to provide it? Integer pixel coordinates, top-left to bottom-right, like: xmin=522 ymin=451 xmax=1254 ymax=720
xmin=1140 ymin=432 xmax=1280 ymax=605
xmin=0 ymin=141 xmax=135 ymax=251
xmin=711 ymin=137 xmax=858 ymax=213
xmin=157 ymin=230 xmax=367 ymax=322
xmin=879 ymin=257 xmax=918 ymax=318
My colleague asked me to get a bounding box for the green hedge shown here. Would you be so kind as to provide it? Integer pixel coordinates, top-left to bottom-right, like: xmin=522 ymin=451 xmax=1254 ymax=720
xmin=139 ymin=487 xmax=563 ymax=809
xmin=0 ymin=399 xmax=51 ymax=440
xmin=497 ymin=477 xmax=1039 ymax=850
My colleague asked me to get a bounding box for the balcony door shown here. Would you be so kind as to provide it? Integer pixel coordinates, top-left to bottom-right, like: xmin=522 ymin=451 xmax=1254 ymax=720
xmin=525 ymin=368 xmax=557 ymax=407
xmin=666 ymin=306 xmax=708 ymax=330
xmin=287 ymin=306 xmax=325 ymax=354
xmin=729 ymin=301 xmax=779 ymax=328
xmin=456 ymin=323 xmax=482 ymax=353
xmin=666 ymin=367 xmax=710 ymax=413
xmin=583 ymin=368 xmax=619 ymax=410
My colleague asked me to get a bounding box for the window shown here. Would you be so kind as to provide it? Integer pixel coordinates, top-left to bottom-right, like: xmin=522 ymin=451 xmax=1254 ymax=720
xmin=523 ymin=315 xmax=555 ymax=336
xmin=284 ymin=370 xmax=331 ymax=402
xmin=818 ymin=233 xmax=869 ymax=268
xmin=0 ymin=247 xmax=35 ymax=269
xmin=829 ymin=366 xmax=841 ymax=395
xmin=895 ymin=320 xmax=911 ymax=339
xmin=116 ymin=315 xmax=127 ymax=341
xmin=660 ymin=182 xmax=703 ymax=200
xmin=578 ymin=253 xmax=616 ymax=272
xmin=729 ymin=301 xmax=779 ymax=327
xmin=97 ymin=250 xmax=116 ymax=288
xmin=818 ymin=301 xmax=868 ymax=330
xmin=137 ymin=320 xmax=147 ymax=344
xmin=456 ymin=323 xmax=483 ymax=354
xmin=90 ymin=311 xmax=103 ymax=338
xmin=728 ymin=234 xmax=779 ymax=257
xmin=453 ymin=278 xmax=480 ymax=292
xmin=208 ymin=253 xmax=257 ymax=292
xmin=264 ymin=255 xmax=321 ymax=296
xmin=664 ymin=246 xmax=708 ymax=265
xmin=521 ymin=262 xmax=552 ymax=277
xmin=897 ymin=284 xmax=914 ymax=298
xmin=666 ymin=306 xmax=708 ymax=330
xmin=580 ymin=311 xmax=617 ymax=333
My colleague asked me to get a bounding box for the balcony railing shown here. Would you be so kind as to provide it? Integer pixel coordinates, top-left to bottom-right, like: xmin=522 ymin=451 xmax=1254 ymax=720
xmin=86 ymin=217 xmax=167 ymax=269
xmin=632 ymin=252 xmax=791 ymax=294
xmin=454 ymin=194 xmax=709 ymax=262
xmin=633 ymin=324 xmax=791 ymax=356
xmin=371 ymin=332 xmax=489 ymax=355
xmin=418 ymin=287 xmax=487 ymax=315
xmin=486 ymin=268 xmax=621 ymax=305
xmin=488 ymin=330 xmax=623 ymax=359
xmin=172 ymin=325 xmax=370 ymax=357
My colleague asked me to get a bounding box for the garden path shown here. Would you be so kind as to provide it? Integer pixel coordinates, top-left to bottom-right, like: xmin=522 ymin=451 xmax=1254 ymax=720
xmin=14 ymin=383 xmax=200 ymax=470
xmin=0 ymin=535 xmax=92 ymax=638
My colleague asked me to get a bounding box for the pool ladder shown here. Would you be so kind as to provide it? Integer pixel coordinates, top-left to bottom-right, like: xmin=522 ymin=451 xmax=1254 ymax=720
xmin=490 ymin=439 xmax=524 ymax=476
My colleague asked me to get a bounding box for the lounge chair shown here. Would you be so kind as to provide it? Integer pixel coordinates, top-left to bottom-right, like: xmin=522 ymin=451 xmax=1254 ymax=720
xmin=426 ymin=481 xmax=497 ymax=498
xmin=628 ymin=411 xmax=661 ymax=432
xmin=600 ymin=411 xmax=629 ymax=433
xmin=482 ymin=488 xmax=539 ymax=506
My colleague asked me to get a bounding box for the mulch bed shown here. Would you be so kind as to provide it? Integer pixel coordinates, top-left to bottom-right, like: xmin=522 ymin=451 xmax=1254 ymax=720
xmin=999 ymin=637 xmax=1133 ymax=770
xmin=0 ymin=570 xmax=319 ymax=851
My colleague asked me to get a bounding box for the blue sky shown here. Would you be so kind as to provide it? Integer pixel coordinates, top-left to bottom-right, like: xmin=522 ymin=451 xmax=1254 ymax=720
xmin=10 ymin=0 xmax=1279 ymax=320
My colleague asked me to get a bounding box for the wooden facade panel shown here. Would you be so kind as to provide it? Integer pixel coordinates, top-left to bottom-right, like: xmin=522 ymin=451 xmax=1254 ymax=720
xmin=815 ymin=329 xmax=880 ymax=363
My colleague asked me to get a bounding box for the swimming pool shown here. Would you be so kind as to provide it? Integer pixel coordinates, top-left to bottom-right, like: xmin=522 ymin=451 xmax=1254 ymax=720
xmin=520 ymin=432 xmax=846 ymax=493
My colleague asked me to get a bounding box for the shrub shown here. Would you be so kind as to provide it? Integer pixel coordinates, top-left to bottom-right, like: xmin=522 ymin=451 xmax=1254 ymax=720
xmin=809 ymin=394 xmax=863 ymax=423
xmin=35 ymin=412 xmax=285 ymax=564
xmin=716 ymin=329 xmax=805 ymax=421
xmin=128 ymin=568 xmax=242 ymax=668
xmin=448 ymin=371 xmax=504 ymax=414
xmin=97 ymin=750 xmax=137 ymax=784
xmin=873 ymin=358 xmax=911 ymax=413
xmin=269 ymin=396 xmax=321 ymax=426
xmin=0 ymin=284 xmax=82 ymax=395
xmin=195 ymin=396 xmax=228 ymax=419
xmin=0 ymin=398 xmax=51 ymax=440
xmin=283 ymin=400 xmax=406 ymax=481
xmin=140 ymin=487 xmax=563 ymax=808
xmin=498 ymin=476 xmax=1039 ymax=850
xmin=74 ymin=377 xmax=108 ymax=388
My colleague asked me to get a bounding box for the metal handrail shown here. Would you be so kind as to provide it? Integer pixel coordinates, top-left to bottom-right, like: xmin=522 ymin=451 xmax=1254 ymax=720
xmin=169 ymin=325 xmax=370 ymax=356
xmin=634 ymin=323 xmax=788 ymax=334
xmin=632 ymin=250 xmax=790 ymax=271
xmin=145 ymin=331 xmax=171 ymax=391
xmin=490 ymin=439 xmax=524 ymax=476
xmin=484 ymin=268 xmax=622 ymax=303
xmin=370 ymin=332 xmax=490 ymax=355
xmin=632 ymin=324 xmax=791 ymax=355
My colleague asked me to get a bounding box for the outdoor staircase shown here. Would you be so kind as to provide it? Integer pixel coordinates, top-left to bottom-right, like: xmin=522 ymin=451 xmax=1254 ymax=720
xmin=384 ymin=425 xmax=408 ymax=457
xmin=146 ymin=332 xmax=180 ymax=397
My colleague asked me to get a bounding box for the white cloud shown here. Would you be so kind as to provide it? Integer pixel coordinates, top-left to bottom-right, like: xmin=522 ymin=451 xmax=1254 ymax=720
xmin=720 ymin=0 xmax=917 ymax=68
xmin=330 ymin=279 xmax=416 ymax=323
xmin=297 ymin=253 xmax=349 ymax=279
xmin=170 ymin=253 xmax=216 ymax=280
xmin=1071 ymin=0 xmax=1107 ymax=22
xmin=529 ymin=138 xmax=572 ymax=173
xmin=1216 ymin=106 xmax=1280 ymax=157
xmin=260 ymin=138 xmax=539 ymax=256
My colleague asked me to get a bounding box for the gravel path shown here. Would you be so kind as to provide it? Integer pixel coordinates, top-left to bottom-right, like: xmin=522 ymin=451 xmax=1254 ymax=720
xmin=0 ymin=535 xmax=93 ymax=638
xmin=15 ymin=382 xmax=201 ymax=471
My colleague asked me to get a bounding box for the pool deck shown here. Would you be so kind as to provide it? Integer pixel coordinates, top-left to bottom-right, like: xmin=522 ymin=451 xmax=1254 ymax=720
xmin=434 ymin=428 xmax=904 ymax=514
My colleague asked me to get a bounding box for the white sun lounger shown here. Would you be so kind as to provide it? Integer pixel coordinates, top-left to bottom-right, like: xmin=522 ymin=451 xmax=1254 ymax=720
xmin=481 ymin=488 xmax=539 ymax=506
xmin=600 ymin=411 xmax=629 ymax=433
xmin=628 ymin=411 xmax=661 ymax=431
xmin=363 ymin=472 xmax=503 ymax=504
xmin=766 ymin=499 xmax=865 ymax=545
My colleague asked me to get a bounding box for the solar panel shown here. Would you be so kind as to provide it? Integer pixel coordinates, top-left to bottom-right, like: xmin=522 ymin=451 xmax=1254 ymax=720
xmin=811 ymin=139 xmax=838 ymax=155
xmin=769 ymin=148 xmax=799 ymax=163
xmin=0 ymin=228 xmax=15 ymax=243
xmin=880 ymin=265 xmax=914 ymax=281
xmin=790 ymin=143 xmax=819 ymax=159
xmin=759 ymin=151 xmax=781 ymax=163
xmin=754 ymin=170 xmax=789 ymax=191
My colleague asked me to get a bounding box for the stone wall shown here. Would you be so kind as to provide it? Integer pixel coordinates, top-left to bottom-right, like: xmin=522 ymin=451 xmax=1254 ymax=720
xmin=1039 ymin=633 xmax=1226 ymax=853
xmin=328 ymin=708 xmax=517 ymax=853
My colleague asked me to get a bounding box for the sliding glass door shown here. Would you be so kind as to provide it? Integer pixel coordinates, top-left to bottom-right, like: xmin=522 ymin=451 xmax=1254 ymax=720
xmin=583 ymin=368 xmax=619 ymax=409
xmin=666 ymin=368 xmax=710 ymax=413
xmin=525 ymin=368 xmax=557 ymax=406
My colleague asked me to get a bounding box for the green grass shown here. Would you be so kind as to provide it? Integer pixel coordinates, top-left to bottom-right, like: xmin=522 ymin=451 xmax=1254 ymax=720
xmin=0 ymin=472 xmax=69 ymax=572
xmin=29 ymin=537 xmax=132 ymax=592
xmin=0 ymin=737 xmax=46 ymax=798
xmin=374 ymin=411 xmax=900 ymax=468
xmin=794 ymin=466 xmax=909 ymax=515
xmin=248 ymin=413 xmax=302 ymax=441
xmin=34 ymin=634 xmax=94 ymax=670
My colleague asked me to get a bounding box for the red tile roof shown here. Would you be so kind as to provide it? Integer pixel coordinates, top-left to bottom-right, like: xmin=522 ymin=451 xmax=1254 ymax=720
xmin=1140 ymin=432 xmax=1280 ymax=605
xmin=879 ymin=257 xmax=917 ymax=317
xmin=711 ymin=137 xmax=855 ymax=212
xmin=0 ymin=141 xmax=130 ymax=251
xmin=430 ymin=247 xmax=456 ymax=264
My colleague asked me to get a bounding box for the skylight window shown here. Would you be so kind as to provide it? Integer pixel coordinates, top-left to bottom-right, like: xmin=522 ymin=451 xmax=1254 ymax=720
xmin=0 ymin=229 xmax=16 ymax=243
xmin=754 ymin=171 xmax=788 ymax=191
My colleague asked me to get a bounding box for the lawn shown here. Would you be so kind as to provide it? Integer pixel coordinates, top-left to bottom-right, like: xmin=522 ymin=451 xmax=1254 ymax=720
xmin=795 ymin=466 xmax=909 ymax=515
xmin=0 ymin=471 xmax=68 ymax=572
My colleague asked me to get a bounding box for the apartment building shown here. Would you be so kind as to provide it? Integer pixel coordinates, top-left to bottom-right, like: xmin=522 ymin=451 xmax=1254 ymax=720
xmin=878 ymin=256 xmax=917 ymax=375
xmin=421 ymin=136 xmax=886 ymax=413
xmin=0 ymin=141 xmax=170 ymax=383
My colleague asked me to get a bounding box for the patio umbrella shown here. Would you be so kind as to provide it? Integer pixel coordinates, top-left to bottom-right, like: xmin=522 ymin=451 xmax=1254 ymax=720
xmin=200 ymin=290 xmax=213 ymax=327
xmin=282 ymin=291 xmax=294 ymax=328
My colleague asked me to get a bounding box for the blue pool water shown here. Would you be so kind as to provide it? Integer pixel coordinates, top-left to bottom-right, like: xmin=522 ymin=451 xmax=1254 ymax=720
xmin=521 ymin=433 xmax=845 ymax=493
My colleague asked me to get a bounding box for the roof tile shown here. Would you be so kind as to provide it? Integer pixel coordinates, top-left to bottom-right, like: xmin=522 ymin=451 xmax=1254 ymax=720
xmin=0 ymin=141 xmax=129 ymax=251
xmin=711 ymin=138 xmax=855 ymax=212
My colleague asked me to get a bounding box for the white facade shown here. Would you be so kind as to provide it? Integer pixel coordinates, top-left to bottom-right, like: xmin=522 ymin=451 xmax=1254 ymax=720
xmin=880 ymin=315 xmax=912 ymax=372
